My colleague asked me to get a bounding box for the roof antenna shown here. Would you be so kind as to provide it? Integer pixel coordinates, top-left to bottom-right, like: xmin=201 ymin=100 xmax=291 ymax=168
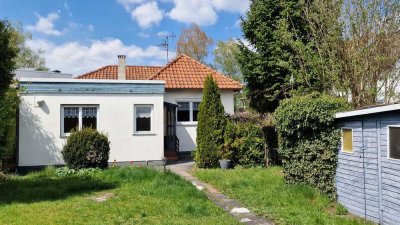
xmin=156 ymin=32 xmax=176 ymax=63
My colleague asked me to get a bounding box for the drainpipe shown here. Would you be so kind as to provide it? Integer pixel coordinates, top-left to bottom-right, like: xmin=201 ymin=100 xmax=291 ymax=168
xmin=361 ymin=120 xmax=367 ymax=219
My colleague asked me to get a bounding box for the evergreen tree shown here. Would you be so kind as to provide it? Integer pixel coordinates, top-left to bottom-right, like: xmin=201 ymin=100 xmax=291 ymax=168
xmin=237 ymin=0 xmax=342 ymax=113
xmin=0 ymin=20 xmax=17 ymax=94
xmin=195 ymin=75 xmax=226 ymax=168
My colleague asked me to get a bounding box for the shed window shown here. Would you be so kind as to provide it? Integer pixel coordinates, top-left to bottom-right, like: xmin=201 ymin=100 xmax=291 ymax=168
xmin=135 ymin=105 xmax=153 ymax=133
xmin=388 ymin=127 xmax=400 ymax=160
xmin=341 ymin=128 xmax=353 ymax=153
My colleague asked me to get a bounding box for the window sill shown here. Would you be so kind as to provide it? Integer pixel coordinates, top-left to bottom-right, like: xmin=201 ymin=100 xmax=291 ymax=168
xmin=177 ymin=122 xmax=198 ymax=126
xmin=132 ymin=132 xmax=157 ymax=136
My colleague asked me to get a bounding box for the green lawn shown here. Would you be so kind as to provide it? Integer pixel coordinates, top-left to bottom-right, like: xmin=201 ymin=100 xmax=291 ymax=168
xmin=193 ymin=167 xmax=373 ymax=225
xmin=0 ymin=167 xmax=238 ymax=225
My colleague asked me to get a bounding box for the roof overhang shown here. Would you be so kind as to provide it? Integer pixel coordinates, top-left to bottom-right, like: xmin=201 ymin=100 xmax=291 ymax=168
xmin=335 ymin=104 xmax=400 ymax=119
xmin=19 ymin=78 xmax=165 ymax=94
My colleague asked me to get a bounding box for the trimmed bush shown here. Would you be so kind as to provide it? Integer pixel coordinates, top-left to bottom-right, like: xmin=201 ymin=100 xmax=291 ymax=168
xmin=62 ymin=128 xmax=110 ymax=169
xmin=195 ymin=75 xmax=227 ymax=168
xmin=223 ymin=119 xmax=265 ymax=167
xmin=274 ymin=93 xmax=350 ymax=199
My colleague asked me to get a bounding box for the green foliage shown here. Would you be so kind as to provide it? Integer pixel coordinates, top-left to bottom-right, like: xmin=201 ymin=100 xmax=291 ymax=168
xmin=274 ymin=93 xmax=350 ymax=198
xmin=0 ymin=20 xmax=18 ymax=94
xmin=195 ymin=75 xmax=227 ymax=168
xmin=223 ymin=119 xmax=265 ymax=167
xmin=213 ymin=38 xmax=242 ymax=81
xmin=62 ymin=128 xmax=110 ymax=169
xmin=237 ymin=0 xmax=342 ymax=113
xmin=55 ymin=167 xmax=101 ymax=177
xmin=0 ymin=87 xmax=20 ymax=162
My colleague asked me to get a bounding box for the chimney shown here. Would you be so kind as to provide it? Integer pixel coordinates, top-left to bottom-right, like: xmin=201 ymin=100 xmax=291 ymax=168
xmin=117 ymin=55 xmax=126 ymax=80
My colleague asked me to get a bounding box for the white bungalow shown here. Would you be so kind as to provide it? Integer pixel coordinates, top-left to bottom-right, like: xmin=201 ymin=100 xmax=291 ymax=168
xmin=17 ymin=54 xmax=242 ymax=172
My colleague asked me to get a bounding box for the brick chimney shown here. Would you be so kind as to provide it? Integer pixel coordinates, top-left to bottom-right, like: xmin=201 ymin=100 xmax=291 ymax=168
xmin=117 ymin=55 xmax=126 ymax=80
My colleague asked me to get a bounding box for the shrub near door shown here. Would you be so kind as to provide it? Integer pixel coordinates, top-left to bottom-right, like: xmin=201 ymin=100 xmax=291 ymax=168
xmin=62 ymin=128 xmax=110 ymax=169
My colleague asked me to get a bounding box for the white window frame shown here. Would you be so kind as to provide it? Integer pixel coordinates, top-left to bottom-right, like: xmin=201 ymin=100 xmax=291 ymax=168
xmin=341 ymin=128 xmax=353 ymax=154
xmin=60 ymin=105 xmax=99 ymax=137
xmin=387 ymin=125 xmax=400 ymax=161
xmin=133 ymin=104 xmax=154 ymax=135
xmin=176 ymin=100 xmax=201 ymax=125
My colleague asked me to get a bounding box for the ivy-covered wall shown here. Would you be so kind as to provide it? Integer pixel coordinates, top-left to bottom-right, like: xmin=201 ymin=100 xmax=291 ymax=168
xmin=274 ymin=93 xmax=350 ymax=198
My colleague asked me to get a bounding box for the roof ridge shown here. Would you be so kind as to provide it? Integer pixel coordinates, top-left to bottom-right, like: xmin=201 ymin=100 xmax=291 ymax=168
xmin=177 ymin=54 xmax=243 ymax=86
xmin=149 ymin=54 xmax=185 ymax=80
xmin=77 ymin=65 xmax=115 ymax=79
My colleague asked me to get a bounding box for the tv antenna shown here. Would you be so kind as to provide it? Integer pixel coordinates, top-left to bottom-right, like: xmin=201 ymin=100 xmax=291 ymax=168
xmin=156 ymin=33 xmax=176 ymax=63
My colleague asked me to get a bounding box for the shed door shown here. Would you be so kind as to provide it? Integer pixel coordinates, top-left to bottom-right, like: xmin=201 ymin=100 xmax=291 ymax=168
xmin=379 ymin=121 xmax=400 ymax=225
xmin=336 ymin=121 xmax=367 ymax=217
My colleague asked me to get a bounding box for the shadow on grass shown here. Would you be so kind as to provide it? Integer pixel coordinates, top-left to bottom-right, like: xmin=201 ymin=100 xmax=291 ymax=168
xmin=0 ymin=175 xmax=117 ymax=204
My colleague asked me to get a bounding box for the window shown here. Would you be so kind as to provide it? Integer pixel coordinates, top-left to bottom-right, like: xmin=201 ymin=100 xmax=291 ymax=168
xmin=388 ymin=126 xmax=400 ymax=160
xmin=341 ymin=128 xmax=353 ymax=153
xmin=134 ymin=105 xmax=153 ymax=133
xmin=62 ymin=106 xmax=98 ymax=136
xmin=177 ymin=101 xmax=201 ymax=122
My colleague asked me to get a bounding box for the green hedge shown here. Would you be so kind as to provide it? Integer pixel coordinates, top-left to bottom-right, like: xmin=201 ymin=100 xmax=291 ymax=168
xmin=274 ymin=93 xmax=349 ymax=199
xmin=62 ymin=128 xmax=110 ymax=169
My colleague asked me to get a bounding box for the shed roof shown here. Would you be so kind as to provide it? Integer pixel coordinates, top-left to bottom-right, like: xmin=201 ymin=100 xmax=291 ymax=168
xmin=335 ymin=104 xmax=400 ymax=119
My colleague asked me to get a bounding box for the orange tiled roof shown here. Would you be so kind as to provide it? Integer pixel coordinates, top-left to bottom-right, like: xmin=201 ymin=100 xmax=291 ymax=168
xmin=149 ymin=54 xmax=243 ymax=90
xmin=78 ymin=65 xmax=161 ymax=80
xmin=77 ymin=54 xmax=243 ymax=90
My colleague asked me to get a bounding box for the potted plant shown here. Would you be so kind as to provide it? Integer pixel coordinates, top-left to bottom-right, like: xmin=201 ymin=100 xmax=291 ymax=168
xmin=219 ymin=144 xmax=233 ymax=169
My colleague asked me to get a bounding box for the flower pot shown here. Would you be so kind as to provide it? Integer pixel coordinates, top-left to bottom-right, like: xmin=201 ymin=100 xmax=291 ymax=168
xmin=219 ymin=159 xmax=232 ymax=169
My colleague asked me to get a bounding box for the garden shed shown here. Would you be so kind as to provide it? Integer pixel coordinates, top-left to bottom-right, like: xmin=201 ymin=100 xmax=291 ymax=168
xmin=335 ymin=104 xmax=400 ymax=225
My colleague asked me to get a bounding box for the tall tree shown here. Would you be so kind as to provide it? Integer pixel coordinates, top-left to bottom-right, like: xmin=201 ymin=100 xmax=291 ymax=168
xmin=338 ymin=0 xmax=400 ymax=108
xmin=176 ymin=23 xmax=213 ymax=63
xmin=195 ymin=75 xmax=226 ymax=168
xmin=10 ymin=22 xmax=48 ymax=71
xmin=0 ymin=20 xmax=19 ymax=163
xmin=0 ymin=20 xmax=17 ymax=94
xmin=237 ymin=0 xmax=324 ymax=113
xmin=213 ymin=38 xmax=242 ymax=81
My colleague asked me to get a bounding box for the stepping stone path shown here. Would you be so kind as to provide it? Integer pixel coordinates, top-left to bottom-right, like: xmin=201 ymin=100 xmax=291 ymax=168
xmin=168 ymin=161 xmax=274 ymax=225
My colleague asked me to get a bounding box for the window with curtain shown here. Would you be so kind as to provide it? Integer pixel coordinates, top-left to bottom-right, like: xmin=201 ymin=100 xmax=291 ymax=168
xmin=389 ymin=126 xmax=400 ymax=160
xmin=193 ymin=102 xmax=200 ymax=121
xmin=341 ymin=128 xmax=353 ymax=153
xmin=135 ymin=105 xmax=152 ymax=132
xmin=62 ymin=106 xmax=98 ymax=136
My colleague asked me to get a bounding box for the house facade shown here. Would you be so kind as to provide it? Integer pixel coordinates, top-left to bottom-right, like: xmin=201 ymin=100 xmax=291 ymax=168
xmin=17 ymin=54 xmax=242 ymax=171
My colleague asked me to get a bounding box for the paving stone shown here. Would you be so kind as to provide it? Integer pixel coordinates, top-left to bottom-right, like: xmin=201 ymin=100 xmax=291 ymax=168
xmin=231 ymin=207 xmax=251 ymax=214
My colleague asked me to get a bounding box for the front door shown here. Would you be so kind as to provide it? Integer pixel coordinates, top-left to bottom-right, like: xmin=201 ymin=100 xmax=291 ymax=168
xmin=164 ymin=102 xmax=177 ymax=151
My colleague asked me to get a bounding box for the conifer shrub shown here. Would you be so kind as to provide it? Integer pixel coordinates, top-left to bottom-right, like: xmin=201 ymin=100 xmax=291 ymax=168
xmin=195 ymin=75 xmax=227 ymax=168
xmin=62 ymin=128 xmax=110 ymax=169
xmin=274 ymin=93 xmax=350 ymax=199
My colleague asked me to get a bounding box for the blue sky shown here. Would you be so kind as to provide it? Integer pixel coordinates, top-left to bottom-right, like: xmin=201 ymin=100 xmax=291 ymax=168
xmin=0 ymin=0 xmax=248 ymax=75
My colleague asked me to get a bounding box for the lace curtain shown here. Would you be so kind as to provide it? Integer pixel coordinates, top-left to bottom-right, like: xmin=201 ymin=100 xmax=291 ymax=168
xmin=82 ymin=107 xmax=97 ymax=118
xmin=136 ymin=107 xmax=151 ymax=118
xmin=64 ymin=107 xmax=79 ymax=118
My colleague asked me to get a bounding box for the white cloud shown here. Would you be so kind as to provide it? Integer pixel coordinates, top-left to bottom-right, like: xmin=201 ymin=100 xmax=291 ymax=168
xmin=131 ymin=2 xmax=163 ymax=28
xmin=27 ymin=13 xmax=63 ymax=36
xmin=64 ymin=0 xmax=73 ymax=17
xmin=168 ymin=0 xmax=217 ymax=26
xmin=26 ymin=38 xmax=169 ymax=75
xmin=211 ymin=0 xmax=249 ymax=13
xmin=116 ymin=0 xmax=145 ymax=11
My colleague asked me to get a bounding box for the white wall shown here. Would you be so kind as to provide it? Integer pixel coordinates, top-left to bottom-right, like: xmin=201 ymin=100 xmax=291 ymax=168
xmin=19 ymin=93 xmax=164 ymax=167
xmin=164 ymin=89 xmax=235 ymax=152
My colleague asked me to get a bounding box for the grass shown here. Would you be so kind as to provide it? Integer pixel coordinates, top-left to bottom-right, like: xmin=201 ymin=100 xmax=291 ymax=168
xmin=193 ymin=167 xmax=373 ymax=225
xmin=0 ymin=167 xmax=239 ymax=225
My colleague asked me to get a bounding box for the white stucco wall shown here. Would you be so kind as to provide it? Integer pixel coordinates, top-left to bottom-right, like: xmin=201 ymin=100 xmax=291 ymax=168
xmin=19 ymin=93 xmax=164 ymax=167
xmin=164 ymin=89 xmax=235 ymax=152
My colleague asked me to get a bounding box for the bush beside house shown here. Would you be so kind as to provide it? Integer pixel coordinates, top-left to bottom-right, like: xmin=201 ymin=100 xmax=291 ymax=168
xmin=274 ymin=93 xmax=350 ymax=198
xmin=62 ymin=128 xmax=110 ymax=169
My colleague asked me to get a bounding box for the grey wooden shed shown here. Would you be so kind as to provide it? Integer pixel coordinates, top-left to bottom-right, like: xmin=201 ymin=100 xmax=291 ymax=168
xmin=335 ymin=104 xmax=400 ymax=225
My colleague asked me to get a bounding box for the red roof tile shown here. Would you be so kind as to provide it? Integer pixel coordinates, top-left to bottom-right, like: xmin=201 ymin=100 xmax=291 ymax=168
xmin=76 ymin=54 xmax=243 ymax=90
xmin=77 ymin=65 xmax=161 ymax=80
